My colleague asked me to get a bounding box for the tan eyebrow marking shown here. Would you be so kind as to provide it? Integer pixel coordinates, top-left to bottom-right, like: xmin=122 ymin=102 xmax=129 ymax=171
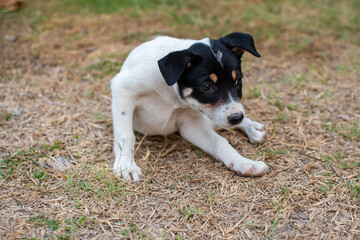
xmin=209 ymin=73 xmax=218 ymax=83
xmin=187 ymin=62 xmax=192 ymax=68
xmin=231 ymin=70 xmax=236 ymax=81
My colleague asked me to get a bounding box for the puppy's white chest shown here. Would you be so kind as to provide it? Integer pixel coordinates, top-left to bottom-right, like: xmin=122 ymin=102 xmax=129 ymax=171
xmin=132 ymin=92 xmax=181 ymax=136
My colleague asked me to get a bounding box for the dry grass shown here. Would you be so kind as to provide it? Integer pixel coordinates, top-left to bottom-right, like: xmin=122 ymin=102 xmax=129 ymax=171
xmin=1 ymin=0 xmax=359 ymax=239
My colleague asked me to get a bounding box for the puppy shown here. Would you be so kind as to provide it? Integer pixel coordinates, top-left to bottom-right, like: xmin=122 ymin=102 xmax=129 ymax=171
xmin=111 ymin=32 xmax=269 ymax=181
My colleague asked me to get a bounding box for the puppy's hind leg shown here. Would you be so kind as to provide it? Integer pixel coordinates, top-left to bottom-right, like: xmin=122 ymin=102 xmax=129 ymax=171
xmin=111 ymin=73 xmax=142 ymax=181
xmin=237 ymin=117 xmax=266 ymax=144
xmin=177 ymin=111 xmax=268 ymax=177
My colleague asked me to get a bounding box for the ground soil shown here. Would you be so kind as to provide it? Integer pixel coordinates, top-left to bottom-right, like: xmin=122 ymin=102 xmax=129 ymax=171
xmin=1 ymin=3 xmax=359 ymax=239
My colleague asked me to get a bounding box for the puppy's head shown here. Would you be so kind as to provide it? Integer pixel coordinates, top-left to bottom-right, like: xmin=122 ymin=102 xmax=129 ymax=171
xmin=158 ymin=32 xmax=260 ymax=127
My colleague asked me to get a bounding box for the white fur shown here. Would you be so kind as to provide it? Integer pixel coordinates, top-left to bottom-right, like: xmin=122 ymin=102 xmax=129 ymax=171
xmin=212 ymin=50 xmax=224 ymax=68
xmin=111 ymin=36 xmax=268 ymax=181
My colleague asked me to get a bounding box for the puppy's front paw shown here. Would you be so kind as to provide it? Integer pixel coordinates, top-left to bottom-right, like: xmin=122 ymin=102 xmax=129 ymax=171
xmin=246 ymin=121 xmax=266 ymax=144
xmin=113 ymin=161 xmax=142 ymax=182
xmin=228 ymin=160 xmax=268 ymax=177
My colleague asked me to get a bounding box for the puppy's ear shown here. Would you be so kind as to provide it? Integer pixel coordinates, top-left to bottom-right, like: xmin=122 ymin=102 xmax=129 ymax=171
xmin=219 ymin=32 xmax=261 ymax=58
xmin=158 ymin=50 xmax=195 ymax=86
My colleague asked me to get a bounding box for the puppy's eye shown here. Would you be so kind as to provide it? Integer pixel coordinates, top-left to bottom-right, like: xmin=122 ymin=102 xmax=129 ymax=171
xmin=200 ymin=82 xmax=213 ymax=92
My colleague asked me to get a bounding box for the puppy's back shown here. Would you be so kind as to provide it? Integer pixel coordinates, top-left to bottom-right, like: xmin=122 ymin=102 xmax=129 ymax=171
xmin=120 ymin=36 xmax=210 ymax=73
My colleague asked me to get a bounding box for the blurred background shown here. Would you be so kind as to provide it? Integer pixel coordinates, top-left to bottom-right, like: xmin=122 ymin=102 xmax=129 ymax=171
xmin=1 ymin=1 xmax=359 ymax=239
xmin=1 ymin=0 xmax=360 ymax=56
xmin=1 ymin=0 xmax=359 ymax=137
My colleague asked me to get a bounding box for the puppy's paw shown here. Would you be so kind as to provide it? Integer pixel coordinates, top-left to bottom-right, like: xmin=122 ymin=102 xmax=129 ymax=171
xmin=228 ymin=160 xmax=268 ymax=177
xmin=246 ymin=121 xmax=266 ymax=144
xmin=113 ymin=161 xmax=142 ymax=182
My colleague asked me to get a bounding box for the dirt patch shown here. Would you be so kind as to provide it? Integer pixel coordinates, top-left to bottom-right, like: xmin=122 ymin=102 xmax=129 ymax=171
xmin=1 ymin=1 xmax=359 ymax=239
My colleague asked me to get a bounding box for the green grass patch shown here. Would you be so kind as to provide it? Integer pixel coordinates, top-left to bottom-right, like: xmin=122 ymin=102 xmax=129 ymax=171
xmin=347 ymin=180 xmax=360 ymax=198
xmin=204 ymin=190 xmax=215 ymax=206
xmin=275 ymin=112 xmax=288 ymax=122
xmin=84 ymin=59 xmax=122 ymax=80
xmin=240 ymin=0 xmax=360 ymax=46
xmin=341 ymin=160 xmax=360 ymax=170
xmin=257 ymin=148 xmax=288 ymax=159
xmin=248 ymin=87 xmax=261 ymax=99
xmin=66 ymin=163 xmax=129 ymax=200
xmin=0 ymin=142 xmax=62 ymax=179
xmin=190 ymin=146 xmax=202 ymax=159
xmin=2 ymin=0 xmax=359 ymax=55
xmin=114 ymin=31 xmax=150 ymax=43
xmin=179 ymin=204 xmax=203 ymax=222
xmin=280 ymin=73 xmax=311 ymax=87
xmin=2 ymin=111 xmax=12 ymax=121
xmin=59 ymin=0 xmax=192 ymax=14
xmin=322 ymin=119 xmax=360 ymax=141
xmin=119 ymin=219 xmax=146 ymax=239
xmin=27 ymin=214 xmax=96 ymax=239
xmin=28 ymin=214 xmax=61 ymax=231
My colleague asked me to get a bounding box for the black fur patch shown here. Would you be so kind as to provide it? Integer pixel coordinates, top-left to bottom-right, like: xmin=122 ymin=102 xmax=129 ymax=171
xmin=176 ymin=41 xmax=242 ymax=105
xmin=158 ymin=32 xmax=260 ymax=105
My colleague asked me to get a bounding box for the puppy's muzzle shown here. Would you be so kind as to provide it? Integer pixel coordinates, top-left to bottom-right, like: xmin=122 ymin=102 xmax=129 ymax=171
xmin=228 ymin=113 xmax=244 ymax=126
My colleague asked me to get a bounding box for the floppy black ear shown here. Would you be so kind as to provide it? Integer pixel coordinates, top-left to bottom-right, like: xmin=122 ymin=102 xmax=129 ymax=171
xmin=219 ymin=32 xmax=261 ymax=58
xmin=158 ymin=50 xmax=195 ymax=86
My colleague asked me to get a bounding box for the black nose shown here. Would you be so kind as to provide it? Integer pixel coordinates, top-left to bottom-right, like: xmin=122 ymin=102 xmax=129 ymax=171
xmin=228 ymin=113 xmax=244 ymax=125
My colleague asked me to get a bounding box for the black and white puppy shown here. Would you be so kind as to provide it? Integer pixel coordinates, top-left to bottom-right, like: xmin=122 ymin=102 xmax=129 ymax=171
xmin=111 ymin=32 xmax=268 ymax=181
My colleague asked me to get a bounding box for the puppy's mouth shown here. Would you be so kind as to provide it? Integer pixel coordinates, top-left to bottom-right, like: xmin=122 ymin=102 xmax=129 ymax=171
xmin=182 ymin=94 xmax=246 ymax=127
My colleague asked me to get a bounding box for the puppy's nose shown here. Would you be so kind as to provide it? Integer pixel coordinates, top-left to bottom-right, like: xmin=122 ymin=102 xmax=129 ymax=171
xmin=228 ymin=113 xmax=244 ymax=125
